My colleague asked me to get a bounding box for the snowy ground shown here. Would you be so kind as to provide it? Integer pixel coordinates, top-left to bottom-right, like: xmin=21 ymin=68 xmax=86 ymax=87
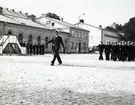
xmin=0 ymin=54 xmax=135 ymax=105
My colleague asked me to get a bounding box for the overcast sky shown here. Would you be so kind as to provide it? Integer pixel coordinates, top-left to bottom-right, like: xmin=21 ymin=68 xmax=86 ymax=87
xmin=1 ymin=0 xmax=135 ymax=27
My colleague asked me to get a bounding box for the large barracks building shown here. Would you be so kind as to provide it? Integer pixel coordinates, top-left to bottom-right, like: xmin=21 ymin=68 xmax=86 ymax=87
xmin=75 ymin=21 xmax=122 ymax=47
xmin=0 ymin=7 xmax=89 ymax=54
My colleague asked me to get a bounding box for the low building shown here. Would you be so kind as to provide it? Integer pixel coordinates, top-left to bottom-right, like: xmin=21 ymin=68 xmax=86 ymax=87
xmin=75 ymin=20 xmax=122 ymax=47
xmin=0 ymin=7 xmax=89 ymax=54
xmin=102 ymin=29 xmax=122 ymax=44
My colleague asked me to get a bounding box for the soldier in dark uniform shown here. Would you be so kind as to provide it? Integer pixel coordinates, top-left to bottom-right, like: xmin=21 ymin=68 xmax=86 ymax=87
xmin=22 ymin=41 xmax=26 ymax=47
xmin=36 ymin=43 xmax=38 ymax=55
xmin=39 ymin=43 xmax=42 ymax=55
xmin=26 ymin=42 xmax=30 ymax=55
xmin=46 ymin=29 xmax=65 ymax=66
xmin=133 ymin=42 xmax=135 ymax=61
xmin=117 ymin=42 xmax=121 ymax=61
xmin=124 ymin=41 xmax=128 ymax=61
xmin=115 ymin=42 xmax=120 ymax=61
xmin=121 ymin=41 xmax=126 ymax=61
xmin=111 ymin=42 xmax=117 ymax=61
xmin=110 ymin=41 xmax=114 ymax=60
xmin=97 ymin=41 xmax=105 ymax=60
xmin=37 ymin=43 xmax=40 ymax=55
xmin=29 ymin=43 xmax=33 ymax=55
xmin=40 ymin=43 xmax=43 ymax=55
xmin=32 ymin=43 xmax=36 ymax=55
xmin=130 ymin=42 xmax=134 ymax=61
xmin=127 ymin=41 xmax=132 ymax=61
xmin=42 ymin=43 xmax=45 ymax=55
xmin=105 ymin=41 xmax=112 ymax=61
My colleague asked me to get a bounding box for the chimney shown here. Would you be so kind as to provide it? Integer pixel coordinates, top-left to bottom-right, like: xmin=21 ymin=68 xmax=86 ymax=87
xmin=28 ymin=14 xmax=36 ymax=21
xmin=99 ymin=25 xmax=102 ymax=29
xmin=80 ymin=19 xmax=84 ymax=23
xmin=112 ymin=22 xmax=116 ymax=29
xmin=19 ymin=11 xmax=22 ymax=14
xmin=11 ymin=9 xmax=15 ymax=12
xmin=0 ymin=6 xmax=3 ymax=14
xmin=5 ymin=8 xmax=8 ymax=10
xmin=25 ymin=12 xmax=28 ymax=16
xmin=61 ymin=18 xmax=63 ymax=22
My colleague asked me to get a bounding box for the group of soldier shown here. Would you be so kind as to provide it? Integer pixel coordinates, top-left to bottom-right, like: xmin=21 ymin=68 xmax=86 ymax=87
xmin=97 ymin=41 xmax=135 ymax=61
xmin=21 ymin=43 xmax=46 ymax=55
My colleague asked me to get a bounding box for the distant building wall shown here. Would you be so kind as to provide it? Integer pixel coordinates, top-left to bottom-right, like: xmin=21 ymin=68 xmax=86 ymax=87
xmin=0 ymin=21 xmax=70 ymax=53
xmin=102 ymin=29 xmax=121 ymax=44
xmin=69 ymin=27 xmax=89 ymax=53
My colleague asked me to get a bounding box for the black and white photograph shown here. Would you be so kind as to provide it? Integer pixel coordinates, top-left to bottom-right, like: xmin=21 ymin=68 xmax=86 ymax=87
xmin=0 ymin=0 xmax=135 ymax=105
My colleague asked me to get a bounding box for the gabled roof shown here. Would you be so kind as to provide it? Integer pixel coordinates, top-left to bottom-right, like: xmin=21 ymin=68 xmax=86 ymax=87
xmin=0 ymin=14 xmax=20 ymax=24
xmin=37 ymin=15 xmax=89 ymax=32
xmin=1 ymin=8 xmax=52 ymax=30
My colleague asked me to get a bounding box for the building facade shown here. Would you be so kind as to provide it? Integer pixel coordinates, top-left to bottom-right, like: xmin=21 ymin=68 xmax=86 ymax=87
xmin=37 ymin=15 xmax=89 ymax=53
xmin=0 ymin=7 xmax=89 ymax=54
xmin=101 ymin=29 xmax=122 ymax=44
xmin=75 ymin=21 xmax=121 ymax=47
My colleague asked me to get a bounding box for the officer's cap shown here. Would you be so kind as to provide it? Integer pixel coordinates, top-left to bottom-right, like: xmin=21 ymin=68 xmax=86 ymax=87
xmin=54 ymin=29 xmax=59 ymax=33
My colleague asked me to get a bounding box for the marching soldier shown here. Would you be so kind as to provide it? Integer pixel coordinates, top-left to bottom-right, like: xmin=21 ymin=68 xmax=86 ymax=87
xmin=97 ymin=41 xmax=105 ymax=60
xmin=29 ymin=43 xmax=33 ymax=55
xmin=35 ymin=43 xmax=38 ymax=55
xmin=119 ymin=41 xmax=125 ymax=61
xmin=39 ymin=43 xmax=42 ymax=55
xmin=105 ymin=41 xmax=112 ymax=61
xmin=33 ymin=43 xmax=36 ymax=55
xmin=42 ymin=43 xmax=45 ymax=55
xmin=127 ymin=41 xmax=132 ymax=61
xmin=133 ymin=42 xmax=135 ymax=61
xmin=111 ymin=42 xmax=118 ymax=61
xmin=26 ymin=42 xmax=30 ymax=55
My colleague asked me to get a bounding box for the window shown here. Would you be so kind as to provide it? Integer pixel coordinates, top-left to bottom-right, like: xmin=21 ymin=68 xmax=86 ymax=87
xmin=45 ymin=37 xmax=48 ymax=42
xmin=45 ymin=37 xmax=48 ymax=48
xmin=86 ymin=33 xmax=88 ymax=39
xmin=7 ymin=29 xmax=12 ymax=35
xmin=78 ymin=32 xmax=81 ymax=38
xmin=18 ymin=33 xmax=23 ymax=44
xmin=37 ymin=36 xmax=41 ymax=44
xmin=46 ymin=21 xmax=51 ymax=25
xmin=71 ymin=31 xmax=74 ymax=37
xmin=75 ymin=31 xmax=78 ymax=37
xmin=28 ymin=34 xmax=33 ymax=44
xmin=80 ymin=32 xmax=82 ymax=38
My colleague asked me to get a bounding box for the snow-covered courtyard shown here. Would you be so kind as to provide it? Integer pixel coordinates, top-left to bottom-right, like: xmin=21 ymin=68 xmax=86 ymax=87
xmin=0 ymin=54 xmax=135 ymax=105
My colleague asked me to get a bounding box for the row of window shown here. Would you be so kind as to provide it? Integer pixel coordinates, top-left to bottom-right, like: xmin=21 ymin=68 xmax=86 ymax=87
xmin=71 ymin=42 xmax=87 ymax=50
xmin=17 ymin=34 xmax=69 ymax=47
xmin=17 ymin=34 xmax=49 ymax=44
xmin=71 ymin=31 xmax=88 ymax=39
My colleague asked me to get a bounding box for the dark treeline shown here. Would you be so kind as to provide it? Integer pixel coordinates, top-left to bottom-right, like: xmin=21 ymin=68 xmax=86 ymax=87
xmin=105 ymin=17 xmax=135 ymax=42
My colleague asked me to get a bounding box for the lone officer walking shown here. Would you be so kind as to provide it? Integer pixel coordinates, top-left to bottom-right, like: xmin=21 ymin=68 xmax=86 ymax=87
xmin=46 ymin=29 xmax=65 ymax=66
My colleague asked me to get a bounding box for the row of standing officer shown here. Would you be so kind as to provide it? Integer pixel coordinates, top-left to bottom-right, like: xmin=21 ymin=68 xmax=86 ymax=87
xmin=21 ymin=43 xmax=47 ymax=55
xmin=97 ymin=41 xmax=135 ymax=61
